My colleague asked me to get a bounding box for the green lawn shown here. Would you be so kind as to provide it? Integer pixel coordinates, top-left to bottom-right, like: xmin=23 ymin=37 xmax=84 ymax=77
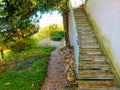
xmin=0 ymin=46 xmax=55 ymax=90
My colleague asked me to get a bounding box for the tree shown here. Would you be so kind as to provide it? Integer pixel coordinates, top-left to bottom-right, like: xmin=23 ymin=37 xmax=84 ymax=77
xmin=0 ymin=33 xmax=4 ymax=59
xmin=60 ymin=0 xmax=71 ymax=47
xmin=0 ymin=0 xmax=71 ymax=48
xmin=0 ymin=0 xmax=40 ymax=43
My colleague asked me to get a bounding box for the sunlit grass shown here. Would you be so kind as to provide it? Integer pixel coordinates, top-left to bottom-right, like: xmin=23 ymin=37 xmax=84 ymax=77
xmin=0 ymin=45 xmax=55 ymax=90
xmin=0 ymin=24 xmax=65 ymax=89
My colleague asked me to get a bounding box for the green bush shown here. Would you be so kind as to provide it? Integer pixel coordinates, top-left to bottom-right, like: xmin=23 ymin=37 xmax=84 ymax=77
xmin=8 ymin=39 xmax=37 ymax=53
xmin=59 ymin=31 xmax=65 ymax=37
xmin=9 ymin=39 xmax=28 ymax=52
xmin=50 ymin=36 xmax=63 ymax=41
xmin=50 ymin=31 xmax=65 ymax=41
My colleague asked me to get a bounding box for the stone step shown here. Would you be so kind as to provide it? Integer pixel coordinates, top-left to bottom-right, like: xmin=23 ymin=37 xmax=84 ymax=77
xmin=80 ymin=43 xmax=100 ymax=48
xmin=74 ymin=9 xmax=85 ymax=11
xmin=75 ymin=18 xmax=88 ymax=21
xmin=79 ymin=35 xmax=96 ymax=38
xmin=78 ymin=81 xmax=118 ymax=90
xmin=77 ymin=26 xmax=92 ymax=30
xmin=79 ymin=39 xmax=98 ymax=43
xmin=75 ymin=21 xmax=90 ymax=24
xmin=74 ymin=11 xmax=85 ymax=14
xmin=78 ymin=29 xmax=94 ymax=33
xmin=73 ymin=8 xmax=84 ymax=10
xmin=78 ymin=70 xmax=114 ymax=80
xmin=79 ymin=61 xmax=109 ymax=70
xmin=74 ymin=6 xmax=119 ymax=90
xmin=76 ymin=24 xmax=91 ymax=27
xmin=73 ymin=9 xmax=84 ymax=11
xmin=76 ymin=23 xmax=90 ymax=26
xmin=80 ymin=54 xmax=105 ymax=61
xmin=77 ymin=24 xmax=91 ymax=27
xmin=76 ymin=22 xmax=90 ymax=25
xmin=74 ymin=14 xmax=87 ymax=19
xmin=80 ymin=48 xmax=102 ymax=54
xmin=75 ymin=20 xmax=89 ymax=23
xmin=78 ymin=33 xmax=95 ymax=37
xmin=74 ymin=15 xmax=87 ymax=18
xmin=75 ymin=18 xmax=88 ymax=20
xmin=74 ymin=13 xmax=86 ymax=16
xmin=79 ymin=38 xmax=98 ymax=43
xmin=78 ymin=30 xmax=94 ymax=34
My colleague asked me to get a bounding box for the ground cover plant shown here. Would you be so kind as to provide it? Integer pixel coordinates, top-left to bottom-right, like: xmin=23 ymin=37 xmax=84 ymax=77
xmin=0 ymin=45 xmax=55 ymax=90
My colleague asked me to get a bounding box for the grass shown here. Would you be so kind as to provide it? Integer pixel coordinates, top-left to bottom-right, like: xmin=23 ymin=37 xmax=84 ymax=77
xmin=0 ymin=25 xmax=64 ymax=89
xmin=0 ymin=45 xmax=55 ymax=90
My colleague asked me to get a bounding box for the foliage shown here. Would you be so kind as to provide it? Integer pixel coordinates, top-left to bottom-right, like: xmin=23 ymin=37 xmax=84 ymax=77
xmin=50 ymin=36 xmax=63 ymax=41
xmin=0 ymin=45 xmax=55 ymax=90
xmin=49 ymin=24 xmax=58 ymax=31
xmin=8 ymin=39 xmax=27 ymax=52
xmin=0 ymin=0 xmax=70 ymax=48
xmin=50 ymin=30 xmax=65 ymax=37
xmin=36 ymin=24 xmax=64 ymax=41
xmin=50 ymin=30 xmax=64 ymax=41
xmin=8 ymin=38 xmax=38 ymax=52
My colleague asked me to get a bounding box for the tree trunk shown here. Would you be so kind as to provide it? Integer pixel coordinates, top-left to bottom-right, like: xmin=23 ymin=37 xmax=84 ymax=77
xmin=0 ymin=50 xmax=4 ymax=59
xmin=63 ymin=11 xmax=71 ymax=48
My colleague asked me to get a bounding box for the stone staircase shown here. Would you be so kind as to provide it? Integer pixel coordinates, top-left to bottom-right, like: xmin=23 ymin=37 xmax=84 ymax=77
xmin=73 ymin=7 xmax=119 ymax=90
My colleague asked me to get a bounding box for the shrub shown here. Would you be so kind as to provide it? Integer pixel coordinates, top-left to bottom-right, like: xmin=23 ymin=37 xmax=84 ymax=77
xmin=58 ymin=31 xmax=65 ymax=37
xmin=8 ymin=38 xmax=38 ymax=53
xmin=50 ymin=31 xmax=65 ymax=41
xmin=9 ymin=39 xmax=28 ymax=52
xmin=50 ymin=36 xmax=63 ymax=41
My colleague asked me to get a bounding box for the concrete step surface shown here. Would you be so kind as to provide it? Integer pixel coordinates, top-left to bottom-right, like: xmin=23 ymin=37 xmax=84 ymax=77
xmin=80 ymin=54 xmax=106 ymax=61
xmin=77 ymin=25 xmax=92 ymax=30
xmin=79 ymin=61 xmax=110 ymax=70
xmin=78 ymin=70 xmax=114 ymax=80
xmin=78 ymin=81 xmax=118 ymax=90
xmin=73 ymin=6 xmax=119 ymax=89
xmin=79 ymin=35 xmax=96 ymax=39
xmin=79 ymin=39 xmax=98 ymax=43
xmin=80 ymin=48 xmax=103 ymax=54
xmin=79 ymin=40 xmax=98 ymax=43
xmin=80 ymin=43 xmax=100 ymax=48
xmin=76 ymin=21 xmax=90 ymax=24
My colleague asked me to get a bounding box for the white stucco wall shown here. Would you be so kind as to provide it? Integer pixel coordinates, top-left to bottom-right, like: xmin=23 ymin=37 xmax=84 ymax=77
xmin=86 ymin=0 xmax=120 ymax=72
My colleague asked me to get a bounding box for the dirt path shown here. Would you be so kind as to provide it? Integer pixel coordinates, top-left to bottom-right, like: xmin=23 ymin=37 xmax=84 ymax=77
xmin=41 ymin=49 xmax=67 ymax=90
xmin=40 ymin=39 xmax=76 ymax=90
xmin=38 ymin=38 xmax=65 ymax=49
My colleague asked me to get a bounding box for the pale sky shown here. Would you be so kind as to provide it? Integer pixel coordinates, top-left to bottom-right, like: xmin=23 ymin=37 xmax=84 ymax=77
xmin=39 ymin=11 xmax=63 ymax=28
xmin=38 ymin=0 xmax=85 ymax=28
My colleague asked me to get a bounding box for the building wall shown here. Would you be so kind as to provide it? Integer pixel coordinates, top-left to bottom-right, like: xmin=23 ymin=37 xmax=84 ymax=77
xmin=86 ymin=0 xmax=120 ymax=81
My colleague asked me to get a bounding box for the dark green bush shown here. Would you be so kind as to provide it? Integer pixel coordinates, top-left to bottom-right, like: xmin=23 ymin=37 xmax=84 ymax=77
xmin=50 ymin=36 xmax=63 ymax=41
xmin=50 ymin=31 xmax=65 ymax=41
xmin=58 ymin=31 xmax=65 ymax=37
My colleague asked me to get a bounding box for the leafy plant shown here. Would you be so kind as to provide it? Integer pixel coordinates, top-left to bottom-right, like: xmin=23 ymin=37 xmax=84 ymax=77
xmin=50 ymin=36 xmax=63 ymax=41
xmin=50 ymin=30 xmax=65 ymax=41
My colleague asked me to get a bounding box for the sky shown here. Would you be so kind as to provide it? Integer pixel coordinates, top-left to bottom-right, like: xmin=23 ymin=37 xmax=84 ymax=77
xmin=38 ymin=0 xmax=85 ymax=28
xmin=39 ymin=11 xmax=63 ymax=28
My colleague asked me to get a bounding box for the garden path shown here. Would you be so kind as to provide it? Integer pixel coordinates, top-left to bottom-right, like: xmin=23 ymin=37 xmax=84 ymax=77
xmin=40 ymin=38 xmax=76 ymax=90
